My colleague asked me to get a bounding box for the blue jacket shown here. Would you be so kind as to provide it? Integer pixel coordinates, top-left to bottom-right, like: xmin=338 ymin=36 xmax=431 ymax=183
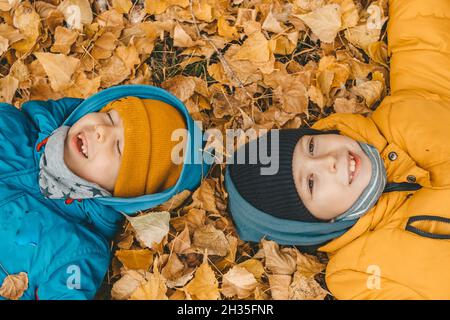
xmin=0 ymin=84 xmax=210 ymax=300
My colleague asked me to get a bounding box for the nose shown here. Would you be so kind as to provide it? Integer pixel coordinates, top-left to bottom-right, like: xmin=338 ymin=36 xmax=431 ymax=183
xmin=95 ymin=124 xmax=111 ymax=144
xmin=318 ymin=153 xmax=338 ymax=173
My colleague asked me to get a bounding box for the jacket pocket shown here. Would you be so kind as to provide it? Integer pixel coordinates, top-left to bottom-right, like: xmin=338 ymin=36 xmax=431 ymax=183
xmin=0 ymin=190 xmax=41 ymax=247
xmin=406 ymin=215 xmax=450 ymax=240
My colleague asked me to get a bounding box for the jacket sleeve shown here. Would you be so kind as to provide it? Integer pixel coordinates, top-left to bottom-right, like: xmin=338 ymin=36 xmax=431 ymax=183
xmin=36 ymin=253 xmax=110 ymax=300
xmin=388 ymin=0 xmax=450 ymax=99
xmin=20 ymin=97 xmax=84 ymax=132
xmin=326 ymin=268 xmax=425 ymax=300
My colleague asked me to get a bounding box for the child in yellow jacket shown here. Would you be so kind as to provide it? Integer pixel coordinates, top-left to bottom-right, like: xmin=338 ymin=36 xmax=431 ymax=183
xmin=225 ymin=0 xmax=450 ymax=299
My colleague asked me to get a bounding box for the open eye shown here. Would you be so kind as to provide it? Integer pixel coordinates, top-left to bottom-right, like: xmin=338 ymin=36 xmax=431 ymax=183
xmin=308 ymin=174 xmax=314 ymax=194
xmin=308 ymin=137 xmax=315 ymax=155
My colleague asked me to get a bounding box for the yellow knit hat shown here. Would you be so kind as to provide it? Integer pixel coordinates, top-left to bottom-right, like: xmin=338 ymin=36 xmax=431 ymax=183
xmin=100 ymin=96 xmax=186 ymax=197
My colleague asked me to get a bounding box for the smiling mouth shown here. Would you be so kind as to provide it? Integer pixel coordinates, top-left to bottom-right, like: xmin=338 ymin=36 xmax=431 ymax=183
xmin=76 ymin=133 xmax=88 ymax=158
xmin=348 ymin=152 xmax=357 ymax=184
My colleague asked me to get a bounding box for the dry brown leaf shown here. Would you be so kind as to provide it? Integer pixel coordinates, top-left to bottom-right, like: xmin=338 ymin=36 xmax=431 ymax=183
xmin=0 ymin=75 xmax=19 ymax=104
xmin=351 ymin=80 xmax=383 ymax=107
xmin=129 ymin=263 xmax=168 ymax=300
xmin=34 ymin=52 xmax=80 ymax=92
xmin=0 ymin=272 xmax=28 ymax=300
xmin=156 ymin=190 xmax=192 ymax=212
xmin=221 ymin=266 xmax=258 ymax=299
xmin=161 ymin=253 xmax=185 ymax=281
xmin=262 ymin=240 xmax=297 ymax=275
xmin=268 ymin=274 xmax=291 ymax=300
xmin=125 ymin=211 xmax=170 ymax=249
xmin=296 ymin=252 xmax=326 ymax=278
xmin=11 ymin=3 xmax=41 ymax=54
xmin=111 ymin=269 xmax=147 ymax=300
xmin=57 ymin=0 xmax=93 ymax=30
xmin=115 ymin=249 xmax=154 ymax=270
xmin=288 ymin=272 xmax=328 ymax=300
xmin=217 ymin=17 xmax=239 ymax=41
xmin=237 ymin=259 xmax=265 ymax=281
xmin=185 ymin=255 xmax=220 ymax=300
xmin=50 ymin=27 xmax=79 ymax=55
xmin=112 ymin=0 xmax=133 ymax=14
xmin=295 ymin=4 xmax=342 ymax=43
xmin=170 ymin=225 xmax=191 ymax=254
xmin=193 ymin=224 xmax=229 ymax=257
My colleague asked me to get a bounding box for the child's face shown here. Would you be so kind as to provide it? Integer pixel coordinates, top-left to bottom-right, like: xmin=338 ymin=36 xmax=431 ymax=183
xmin=292 ymin=134 xmax=372 ymax=221
xmin=63 ymin=110 xmax=124 ymax=192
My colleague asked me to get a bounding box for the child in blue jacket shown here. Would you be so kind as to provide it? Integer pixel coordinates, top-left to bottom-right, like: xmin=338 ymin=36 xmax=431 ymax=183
xmin=0 ymin=84 xmax=208 ymax=300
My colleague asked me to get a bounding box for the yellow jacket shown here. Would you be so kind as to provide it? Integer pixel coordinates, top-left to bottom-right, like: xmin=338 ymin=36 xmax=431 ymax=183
xmin=313 ymin=0 xmax=450 ymax=299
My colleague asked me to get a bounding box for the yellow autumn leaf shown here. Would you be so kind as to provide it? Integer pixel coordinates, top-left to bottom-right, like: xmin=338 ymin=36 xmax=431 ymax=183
xmin=217 ymin=17 xmax=239 ymax=41
xmin=11 ymin=3 xmax=41 ymax=54
xmin=112 ymin=0 xmax=133 ymax=14
xmin=185 ymin=255 xmax=220 ymax=300
xmin=237 ymin=259 xmax=266 ymax=280
xmin=144 ymin=0 xmax=189 ymax=15
xmin=129 ymin=265 xmax=168 ymax=300
xmin=34 ymin=52 xmax=80 ymax=92
xmin=51 ymin=26 xmax=78 ymax=55
xmin=115 ymin=249 xmax=154 ymax=270
xmin=221 ymin=266 xmax=258 ymax=299
xmin=233 ymin=31 xmax=272 ymax=63
xmin=295 ymin=4 xmax=342 ymax=43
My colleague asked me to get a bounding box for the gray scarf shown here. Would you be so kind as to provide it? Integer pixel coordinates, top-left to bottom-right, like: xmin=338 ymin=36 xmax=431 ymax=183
xmin=38 ymin=126 xmax=111 ymax=200
xmin=332 ymin=141 xmax=387 ymax=222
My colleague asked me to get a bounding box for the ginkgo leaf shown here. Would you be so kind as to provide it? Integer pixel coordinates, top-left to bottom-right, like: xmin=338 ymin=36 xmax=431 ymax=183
xmin=125 ymin=211 xmax=170 ymax=249
xmin=0 ymin=272 xmax=28 ymax=300
xmin=221 ymin=266 xmax=258 ymax=299
xmin=185 ymin=255 xmax=220 ymax=300
xmin=33 ymin=52 xmax=80 ymax=92
xmin=295 ymin=4 xmax=342 ymax=43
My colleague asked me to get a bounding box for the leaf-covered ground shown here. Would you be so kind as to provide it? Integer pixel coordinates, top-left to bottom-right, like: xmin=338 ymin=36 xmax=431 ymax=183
xmin=0 ymin=0 xmax=389 ymax=300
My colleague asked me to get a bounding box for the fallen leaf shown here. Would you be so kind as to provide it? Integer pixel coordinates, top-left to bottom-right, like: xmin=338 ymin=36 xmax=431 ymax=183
xmin=125 ymin=211 xmax=170 ymax=249
xmin=193 ymin=224 xmax=229 ymax=257
xmin=170 ymin=225 xmax=191 ymax=254
xmin=130 ymin=262 xmax=168 ymax=300
xmin=262 ymin=240 xmax=297 ymax=275
xmin=33 ymin=52 xmax=80 ymax=92
xmin=115 ymin=249 xmax=154 ymax=270
xmin=268 ymin=274 xmax=291 ymax=300
xmin=185 ymin=255 xmax=220 ymax=300
xmin=237 ymin=259 xmax=266 ymax=281
xmin=156 ymin=190 xmax=192 ymax=212
xmin=295 ymin=4 xmax=342 ymax=43
xmin=0 ymin=272 xmax=28 ymax=300
xmin=111 ymin=269 xmax=147 ymax=300
xmin=288 ymin=272 xmax=328 ymax=300
xmin=221 ymin=266 xmax=258 ymax=299
xmin=351 ymin=80 xmax=383 ymax=107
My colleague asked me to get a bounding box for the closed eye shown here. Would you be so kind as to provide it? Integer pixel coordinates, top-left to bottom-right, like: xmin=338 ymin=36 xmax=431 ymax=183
xmin=107 ymin=112 xmax=121 ymax=156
